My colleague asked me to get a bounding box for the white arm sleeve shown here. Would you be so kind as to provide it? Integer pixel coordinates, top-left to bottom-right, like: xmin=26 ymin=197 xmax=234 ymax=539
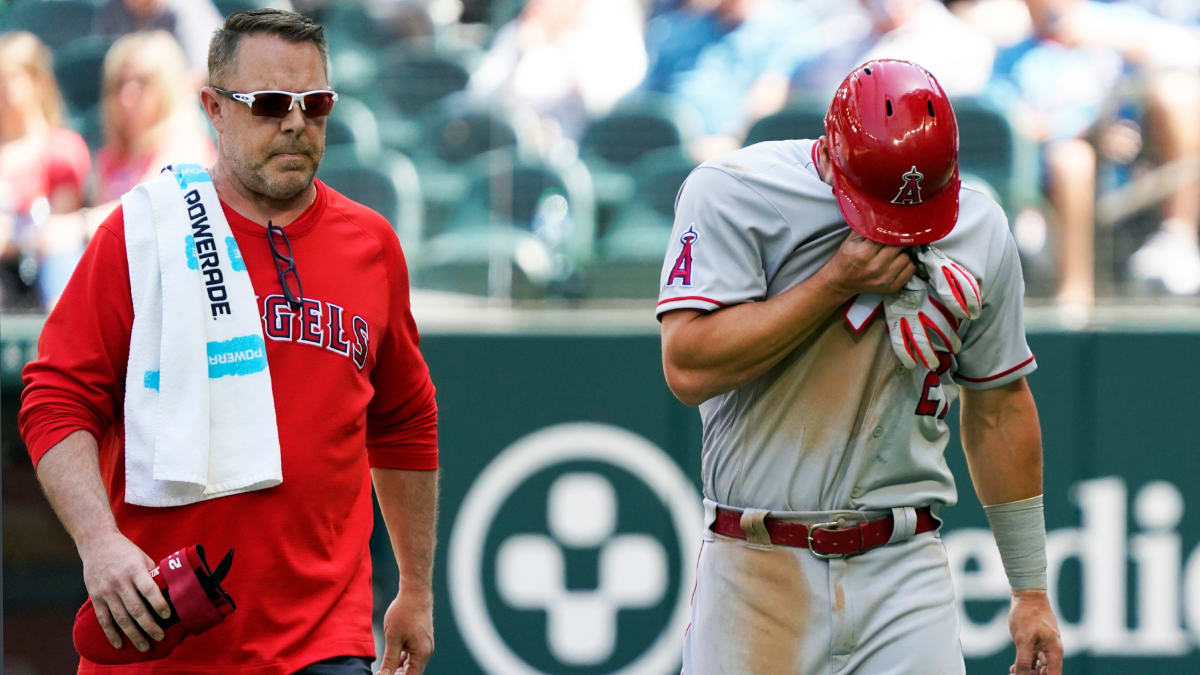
xmin=656 ymin=167 xmax=783 ymax=317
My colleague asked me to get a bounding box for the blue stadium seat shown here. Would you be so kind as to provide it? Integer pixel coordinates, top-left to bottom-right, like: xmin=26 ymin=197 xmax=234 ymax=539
xmin=375 ymin=47 xmax=471 ymax=117
xmin=409 ymin=95 xmax=532 ymax=238
xmin=213 ymin=0 xmax=293 ymax=17
xmin=587 ymin=148 xmax=696 ymax=299
xmin=413 ymin=152 xmax=595 ymax=298
xmin=420 ymin=98 xmax=520 ymax=165
xmin=68 ymin=105 xmax=104 ymax=153
xmin=580 ymin=94 xmax=702 ymax=167
xmin=323 ymin=95 xmax=381 ymax=163
xmin=53 ymin=36 xmax=113 ymax=115
xmin=952 ymin=96 xmax=1040 ymax=216
xmin=321 ymin=2 xmax=397 ymax=48
xmin=742 ymin=97 xmax=827 ymax=146
xmin=316 ymin=150 xmax=424 ymax=253
xmin=579 ymin=94 xmax=702 ymax=238
xmin=445 ymin=152 xmax=594 ymax=252
xmin=3 ymin=0 xmax=97 ymax=49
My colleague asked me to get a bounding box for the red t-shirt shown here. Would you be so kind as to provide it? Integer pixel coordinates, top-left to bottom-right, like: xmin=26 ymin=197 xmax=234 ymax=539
xmin=18 ymin=179 xmax=438 ymax=673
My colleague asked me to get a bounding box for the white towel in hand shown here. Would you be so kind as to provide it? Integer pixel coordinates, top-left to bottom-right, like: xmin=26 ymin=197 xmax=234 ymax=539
xmin=123 ymin=164 xmax=282 ymax=507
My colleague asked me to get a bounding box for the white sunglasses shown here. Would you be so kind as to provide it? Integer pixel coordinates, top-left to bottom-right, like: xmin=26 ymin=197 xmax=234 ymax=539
xmin=212 ymin=87 xmax=338 ymax=118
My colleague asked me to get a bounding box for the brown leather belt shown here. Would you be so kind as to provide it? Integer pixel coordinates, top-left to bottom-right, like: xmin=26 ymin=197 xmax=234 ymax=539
xmin=711 ymin=506 xmax=938 ymax=558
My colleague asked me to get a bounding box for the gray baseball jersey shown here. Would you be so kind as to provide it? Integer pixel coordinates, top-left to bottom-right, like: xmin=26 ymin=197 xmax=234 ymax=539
xmin=657 ymin=139 xmax=1035 ymax=513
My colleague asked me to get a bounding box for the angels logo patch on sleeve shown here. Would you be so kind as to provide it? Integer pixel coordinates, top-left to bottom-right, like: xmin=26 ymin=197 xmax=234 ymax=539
xmin=666 ymin=226 xmax=699 ymax=287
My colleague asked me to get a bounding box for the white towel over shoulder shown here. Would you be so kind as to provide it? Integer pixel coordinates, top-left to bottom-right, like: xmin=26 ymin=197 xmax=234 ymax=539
xmin=123 ymin=164 xmax=282 ymax=507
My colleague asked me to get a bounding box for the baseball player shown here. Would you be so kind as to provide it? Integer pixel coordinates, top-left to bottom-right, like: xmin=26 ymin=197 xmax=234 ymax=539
xmin=658 ymin=60 xmax=1062 ymax=674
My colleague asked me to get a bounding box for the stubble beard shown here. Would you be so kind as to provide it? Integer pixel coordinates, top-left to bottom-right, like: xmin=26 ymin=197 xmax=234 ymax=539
xmin=227 ymin=142 xmax=322 ymax=206
xmin=242 ymin=156 xmax=317 ymax=203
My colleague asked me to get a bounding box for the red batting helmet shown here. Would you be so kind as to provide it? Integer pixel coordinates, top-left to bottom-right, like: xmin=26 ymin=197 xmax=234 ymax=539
xmin=824 ymin=59 xmax=960 ymax=246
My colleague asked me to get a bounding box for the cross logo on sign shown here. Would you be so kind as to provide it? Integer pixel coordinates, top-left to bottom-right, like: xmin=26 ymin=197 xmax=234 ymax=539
xmin=496 ymin=473 xmax=668 ymax=664
xmin=448 ymin=423 xmax=702 ymax=674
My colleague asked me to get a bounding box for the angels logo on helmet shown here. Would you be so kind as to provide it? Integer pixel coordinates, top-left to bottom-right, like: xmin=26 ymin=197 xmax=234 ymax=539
xmin=892 ymin=166 xmax=925 ymax=205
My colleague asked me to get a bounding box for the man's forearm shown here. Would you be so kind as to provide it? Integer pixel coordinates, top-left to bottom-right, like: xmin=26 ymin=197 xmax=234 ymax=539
xmin=371 ymin=468 xmax=438 ymax=588
xmin=960 ymin=378 xmax=1044 ymax=506
xmin=962 ymin=378 xmax=1049 ymax=593
xmin=661 ymin=266 xmax=853 ymax=404
xmin=35 ymin=429 xmax=120 ymax=549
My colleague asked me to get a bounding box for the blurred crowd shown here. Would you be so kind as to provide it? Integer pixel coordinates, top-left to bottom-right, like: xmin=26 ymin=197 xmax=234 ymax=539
xmin=2 ymin=0 xmax=1198 ymax=312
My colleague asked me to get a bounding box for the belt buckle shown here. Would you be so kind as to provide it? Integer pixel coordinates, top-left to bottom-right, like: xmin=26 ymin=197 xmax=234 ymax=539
xmin=807 ymin=520 xmax=845 ymax=559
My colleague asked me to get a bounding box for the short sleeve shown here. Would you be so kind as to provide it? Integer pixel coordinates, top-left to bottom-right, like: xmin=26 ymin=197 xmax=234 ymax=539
xmin=656 ymin=167 xmax=781 ymax=318
xmin=953 ymin=222 xmax=1036 ymax=389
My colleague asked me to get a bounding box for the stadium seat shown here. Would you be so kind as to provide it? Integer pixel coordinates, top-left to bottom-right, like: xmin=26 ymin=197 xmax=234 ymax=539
xmin=612 ymin=147 xmax=696 ymax=231
xmin=328 ymin=40 xmax=380 ymax=101
xmin=316 ymin=150 xmax=424 ymax=253
xmin=375 ymin=47 xmax=471 ymax=117
xmin=580 ymin=94 xmax=702 ymax=167
xmin=952 ymin=96 xmax=1040 ymax=216
xmin=321 ymin=2 xmax=396 ymax=49
xmin=68 ymin=105 xmax=104 ymax=154
xmin=420 ymin=97 xmax=521 ymax=165
xmin=412 ymin=226 xmax=559 ymax=299
xmin=323 ymin=95 xmax=381 ymax=163
xmin=586 ymin=226 xmax=672 ymax=299
xmin=587 ymin=148 xmax=695 ymax=299
xmin=2 ymin=0 xmax=97 ymax=49
xmin=487 ymin=0 xmax=524 ymax=30
xmin=213 ymin=0 xmax=266 ymax=17
xmin=445 ymin=151 xmax=594 ymax=249
xmin=579 ymin=94 xmax=703 ymax=237
xmin=53 ymin=36 xmax=114 ymax=116
xmin=413 ymin=152 xmax=595 ymax=297
xmin=743 ymin=97 xmax=827 ymax=146
xmin=409 ymin=95 xmax=533 ymax=238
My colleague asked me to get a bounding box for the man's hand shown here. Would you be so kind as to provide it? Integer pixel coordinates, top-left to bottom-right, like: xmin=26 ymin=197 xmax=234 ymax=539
xmin=1008 ymin=590 xmax=1063 ymax=675
xmin=819 ymin=232 xmax=916 ymax=298
xmin=77 ymin=532 xmax=171 ymax=653
xmin=376 ymin=585 xmax=434 ymax=675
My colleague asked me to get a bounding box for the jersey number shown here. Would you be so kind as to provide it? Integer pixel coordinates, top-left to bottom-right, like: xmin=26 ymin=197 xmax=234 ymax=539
xmin=915 ymin=352 xmax=953 ymax=418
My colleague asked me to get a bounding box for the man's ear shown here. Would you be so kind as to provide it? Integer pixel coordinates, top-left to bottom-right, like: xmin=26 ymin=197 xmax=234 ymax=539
xmin=199 ymin=87 xmax=223 ymax=134
xmin=816 ymin=135 xmax=832 ymax=183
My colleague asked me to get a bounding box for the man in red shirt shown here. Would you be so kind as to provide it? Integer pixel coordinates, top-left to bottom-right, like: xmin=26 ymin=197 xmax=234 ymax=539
xmin=18 ymin=10 xmax=438 ymax=675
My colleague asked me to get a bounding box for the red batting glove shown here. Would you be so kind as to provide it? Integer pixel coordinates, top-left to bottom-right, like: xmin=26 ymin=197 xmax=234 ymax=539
xmin=73 ymin=544 xmax=235 ymax=664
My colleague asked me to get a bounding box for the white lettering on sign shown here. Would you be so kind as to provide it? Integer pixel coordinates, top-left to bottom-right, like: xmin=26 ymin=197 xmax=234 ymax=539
xmin=946 ymin=478 xmax=1199 ymax=657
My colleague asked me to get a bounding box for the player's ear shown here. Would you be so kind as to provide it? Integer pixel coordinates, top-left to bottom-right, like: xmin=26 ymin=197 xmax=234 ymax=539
xmin=816 ymin=135 xmax=833 ymax=184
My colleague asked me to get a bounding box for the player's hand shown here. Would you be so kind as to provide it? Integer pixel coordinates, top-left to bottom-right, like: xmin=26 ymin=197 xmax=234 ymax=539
xmin=883 ymin=277 xmax=961 ymax=370
xmin=377 ymin=584 xmax=434 ymax=675
xmin=77 ymin=532 xmax=171 ymax=653
xmin=821 ymin=232 xmax=916 ymax=298
xmin=914 ymin=245 xmax=981 ymax=320
xmin=1007 ymin=590 xmax=1063 ymax=675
